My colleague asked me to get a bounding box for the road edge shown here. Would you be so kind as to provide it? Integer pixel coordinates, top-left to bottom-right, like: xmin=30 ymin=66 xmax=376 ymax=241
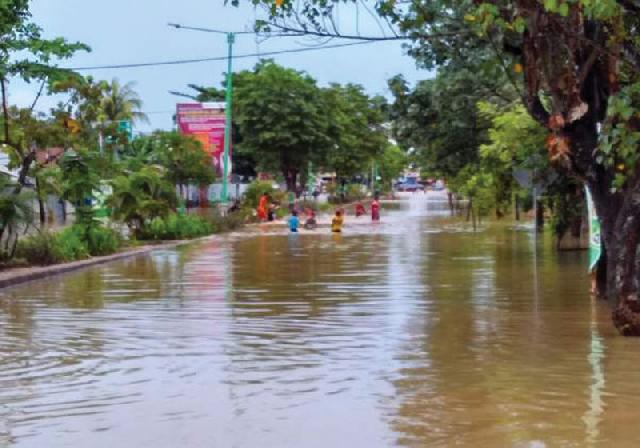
xmin=0 ymin=236 xmax=216 ymax=290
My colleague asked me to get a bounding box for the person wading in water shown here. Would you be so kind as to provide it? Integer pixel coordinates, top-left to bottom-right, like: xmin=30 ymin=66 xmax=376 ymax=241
xmin=371 ymin=195 xmax=381 ymax=222
xmin=331 ymin=210 xmax=344 ymax=233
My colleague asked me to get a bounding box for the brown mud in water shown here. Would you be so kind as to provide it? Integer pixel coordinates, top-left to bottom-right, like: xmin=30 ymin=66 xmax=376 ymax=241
xmin=0 ymin=193 xmax=633 ymax=447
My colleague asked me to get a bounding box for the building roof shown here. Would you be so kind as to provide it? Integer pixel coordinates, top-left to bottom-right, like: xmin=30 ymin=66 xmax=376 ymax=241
xmin=36 ymin=147 xmax=66 ymax=166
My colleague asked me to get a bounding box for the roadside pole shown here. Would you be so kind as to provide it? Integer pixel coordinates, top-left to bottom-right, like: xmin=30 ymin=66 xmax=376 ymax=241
xmin=371 ymin=162 xmax=375 ymax=194
xmin=221 ymin=32 xmax=234 ymax=205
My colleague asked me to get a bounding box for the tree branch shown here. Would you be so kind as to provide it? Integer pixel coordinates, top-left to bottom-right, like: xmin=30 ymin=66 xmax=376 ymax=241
xmin=267 ymin=22 xmax=406 ymax=40
xmin=265 ymin=21 xmax=467 ymax=42
xmin=486 ymin=34 xmax=531 ymax=112
xmin=29 ymin=79 xmax=47 ymax=113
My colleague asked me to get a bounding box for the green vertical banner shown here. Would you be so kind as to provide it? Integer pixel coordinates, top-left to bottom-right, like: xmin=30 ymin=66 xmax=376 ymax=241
xmin=307 ymin=161 xmax=316 ymax=194
xmin=585 ymin=186 xmax=602 ymax=272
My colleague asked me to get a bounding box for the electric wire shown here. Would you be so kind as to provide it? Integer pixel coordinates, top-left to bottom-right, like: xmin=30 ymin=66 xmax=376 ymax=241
xmin=67 ymin=40 xmax=377 ymax=71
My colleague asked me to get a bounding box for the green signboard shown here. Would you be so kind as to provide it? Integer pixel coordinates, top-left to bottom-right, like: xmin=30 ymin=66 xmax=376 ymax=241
xmin=118 ymin=120 xmax=133 ymax=142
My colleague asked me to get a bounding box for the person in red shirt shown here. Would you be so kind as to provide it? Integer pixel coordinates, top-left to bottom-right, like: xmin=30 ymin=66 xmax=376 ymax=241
xmin=355 ymin=202 xmax=367 ymax=217
xmin=304 ymin=208 xmax=317 ymax=229
xmin=371 ymin=195 xmax=381 ymax=221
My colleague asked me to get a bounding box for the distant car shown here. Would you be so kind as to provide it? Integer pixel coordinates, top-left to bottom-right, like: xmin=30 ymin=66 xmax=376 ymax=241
xmin=395 ymin=181 xmax=424 ymax=192
xmin=433 ymin=180 xmax=445 ymax=191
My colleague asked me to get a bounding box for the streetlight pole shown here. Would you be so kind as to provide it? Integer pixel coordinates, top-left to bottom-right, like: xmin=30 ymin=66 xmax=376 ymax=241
xmin=221 ymin=32 xmax=235 ymax=205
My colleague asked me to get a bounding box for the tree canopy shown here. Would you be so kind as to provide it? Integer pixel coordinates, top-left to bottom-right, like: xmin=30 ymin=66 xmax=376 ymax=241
xmin=189 ymin=60 xmax=393 ymax=191
xmin=233 ymin=60 xmax=331 ymax=191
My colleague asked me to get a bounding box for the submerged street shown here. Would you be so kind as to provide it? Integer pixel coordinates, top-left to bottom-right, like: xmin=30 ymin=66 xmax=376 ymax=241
xmin=0 ymin=195 xmax=635 ymax=447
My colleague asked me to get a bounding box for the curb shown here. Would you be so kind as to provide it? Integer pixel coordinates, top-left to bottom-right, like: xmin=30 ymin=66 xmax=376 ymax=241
xmin=0 ymin=237 xmax=212 ymax=290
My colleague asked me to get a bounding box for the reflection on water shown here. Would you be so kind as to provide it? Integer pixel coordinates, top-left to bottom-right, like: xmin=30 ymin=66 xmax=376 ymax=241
xmin=0 ymin=194 xmax=635 ymax=447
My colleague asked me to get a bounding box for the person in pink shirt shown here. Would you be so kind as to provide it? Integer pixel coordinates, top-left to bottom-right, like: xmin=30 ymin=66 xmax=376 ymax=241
xmin=371 ymin=194 xmax=380 ymax=221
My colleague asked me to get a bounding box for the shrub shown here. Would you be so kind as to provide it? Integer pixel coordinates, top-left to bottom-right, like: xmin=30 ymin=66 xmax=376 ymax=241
xmin=56 ymin=227 xmax=91 ymax=261
xmin=16 ymin=231 xmax=62 ymax=265
xmin=243 ymin=181 xmax=286 ymax=207
xmin=174 ymin=214 xmax=212 ymax=239
xmin=16 ymin=228 xmax=89 ymax=265
xmin=328 ymin=183 xmax=367 ymax=204
xmin=140 ymin=213 xmax=212 ymax=240
xmin=85 ymin=226 xmax=121 ymax=256
xmin=147 ymin=216 xmax=167 ymax=240
xmin=208 ymin=211 xmax=245 ymax=233
xmin=346 ymin=184 xmax=367 ymax=201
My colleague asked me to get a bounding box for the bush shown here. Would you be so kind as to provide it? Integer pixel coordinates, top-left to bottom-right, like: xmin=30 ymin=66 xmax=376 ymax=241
xmin=16 ymin=231 xmax=62 ymax=265
xmin=243 ymin=181 xmax=285 ymax=207
xmin=147 ymin=216 xmax=167 ymax=240
xmin=85 ymin=226 xmax=121 ymax=256
xmin=346 ymin=184 xmax=367 ymax=201
xmin=208 ymin=211 xmax=245 ymax=233
xmin=140 ymin=213 xmax=212 ymax=240
xmin=328 ymin=183 xmax=367 ymax=204
xmin=56 ymin=227 xmax=91 ymax=261
xmin=17 ymin=228 xmax=89 ymax=265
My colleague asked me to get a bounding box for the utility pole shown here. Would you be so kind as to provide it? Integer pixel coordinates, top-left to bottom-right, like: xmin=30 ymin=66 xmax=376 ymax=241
xmin=221 ymin=32 xmax=235 ymax=204
xmin=371 ymin=162 xmax=375 ymax=193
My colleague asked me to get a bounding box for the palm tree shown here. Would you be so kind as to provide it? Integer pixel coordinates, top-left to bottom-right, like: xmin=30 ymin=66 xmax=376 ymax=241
xmin=100 ymin=79 xmax=148 ymax=124
xmin=108 ymin=166 xmax=176 ymax=235
xmin=0 ymin=175 xmax=35 ymax=259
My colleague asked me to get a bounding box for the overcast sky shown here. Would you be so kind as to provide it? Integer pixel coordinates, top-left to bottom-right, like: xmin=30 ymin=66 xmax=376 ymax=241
xmin=9 ymin=0 xmax=429 ymax=132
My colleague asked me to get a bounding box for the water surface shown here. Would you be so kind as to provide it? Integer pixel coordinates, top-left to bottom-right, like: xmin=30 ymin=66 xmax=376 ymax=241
xmin=0 ymin=195 xmax=635 ymax=447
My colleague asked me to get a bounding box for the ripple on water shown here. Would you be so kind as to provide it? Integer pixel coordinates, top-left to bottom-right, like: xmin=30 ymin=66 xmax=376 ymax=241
xmin=0 ymin=197 xmax=631 ymax=447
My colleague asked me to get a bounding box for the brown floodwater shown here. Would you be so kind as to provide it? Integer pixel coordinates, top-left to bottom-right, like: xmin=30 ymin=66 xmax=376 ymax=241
xmin=0 ymin=194 xmax=637 ymax=447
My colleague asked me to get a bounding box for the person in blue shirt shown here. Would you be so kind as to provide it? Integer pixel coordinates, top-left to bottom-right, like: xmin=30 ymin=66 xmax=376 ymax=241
xmin=288 ymin=210 xmax=300 ymax=232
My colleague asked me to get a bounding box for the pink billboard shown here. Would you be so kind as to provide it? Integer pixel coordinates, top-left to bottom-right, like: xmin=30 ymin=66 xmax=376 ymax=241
xmin=176 ymin=102 xmax=229 ymax=176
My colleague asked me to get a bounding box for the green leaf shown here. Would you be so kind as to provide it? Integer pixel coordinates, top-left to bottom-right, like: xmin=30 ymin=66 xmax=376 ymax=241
xmin=558 ymin=2 xmax=569 ymax=16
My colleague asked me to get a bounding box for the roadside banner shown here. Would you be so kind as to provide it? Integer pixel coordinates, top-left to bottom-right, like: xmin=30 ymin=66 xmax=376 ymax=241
xmin=585 ymin=186 xmax=602 ymax=272
xmin=92 ymin=182 xmax=112 ymax=219
xmin=176 ymin=102 xmax=229 ymax=176
xmin=307 ymin=161 xmax=317 ymax=194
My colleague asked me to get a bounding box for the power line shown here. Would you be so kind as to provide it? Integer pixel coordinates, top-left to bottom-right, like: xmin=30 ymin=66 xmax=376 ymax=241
xmin=67 ymin=40 xmax=376 ymax=71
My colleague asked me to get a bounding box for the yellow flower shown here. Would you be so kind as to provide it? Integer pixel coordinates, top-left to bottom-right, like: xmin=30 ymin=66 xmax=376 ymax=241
xmin=617 ymin=163 xmax=625 ymax=171
xmin=513 ymin=63 xmax=523 ymax=73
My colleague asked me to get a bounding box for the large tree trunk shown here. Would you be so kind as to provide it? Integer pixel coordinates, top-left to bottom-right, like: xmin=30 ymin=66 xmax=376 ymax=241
xmin=283 ymin=168 xmax=298 ymax=193
xmin=37 ymin=197 xmax=46 ymax=226
xmin=601 ymin=180 xmax=640 ymax=335
xmin=516 ymin=2 xmax=640 ymax=334
xmin=299 ymin=170 xmax=308 ymax=197
xmin=535 ymin=200 xmax=544 ymax=232
xmin=572 ymin=123 xmax=640 ymax=334
xmin=35 ymin=176 xmax=46 ymax=225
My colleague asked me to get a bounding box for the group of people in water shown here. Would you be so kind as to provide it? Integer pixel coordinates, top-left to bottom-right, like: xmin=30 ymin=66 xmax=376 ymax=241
xmin=256 ymin=193 xmax=381 ymax=234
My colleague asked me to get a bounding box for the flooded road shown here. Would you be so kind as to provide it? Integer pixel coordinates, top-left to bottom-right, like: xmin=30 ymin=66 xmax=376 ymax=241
xmin=1 ymin=194 xmax=637 ymax=447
